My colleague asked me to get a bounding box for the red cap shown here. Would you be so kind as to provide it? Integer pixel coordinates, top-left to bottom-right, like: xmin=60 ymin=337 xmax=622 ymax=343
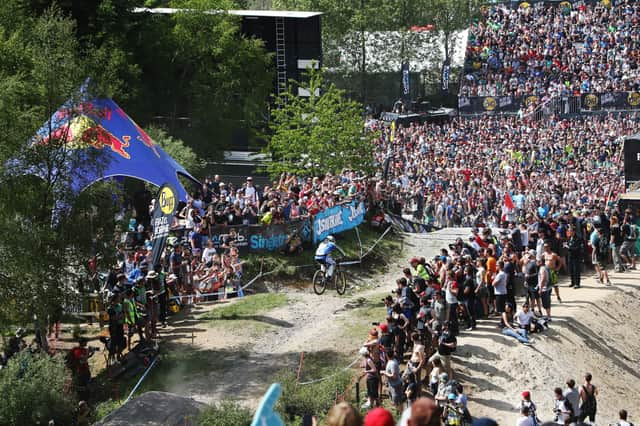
xmin=379 ymin=324 xmax=388 ymax=333
xmin=522 ymin=391 xmax=530 ymax=399
xmin=364 ymin=408 xmax=394 ymax=426
xmin=410 ymin=257 xmax=420 ymax=264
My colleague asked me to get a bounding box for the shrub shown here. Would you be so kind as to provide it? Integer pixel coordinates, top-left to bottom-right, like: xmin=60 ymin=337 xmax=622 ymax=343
xmin=0 ymin=350 xmax=77 ymax=425
xmin=275 ymin=369 xmax=353 ymax=421
xmin=198 ymin=400 xmax=253 ymax=426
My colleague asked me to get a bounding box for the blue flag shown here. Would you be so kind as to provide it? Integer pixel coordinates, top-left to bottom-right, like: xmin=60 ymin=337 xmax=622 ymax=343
xmin=251 ymin=383 xmax=284 ymax=426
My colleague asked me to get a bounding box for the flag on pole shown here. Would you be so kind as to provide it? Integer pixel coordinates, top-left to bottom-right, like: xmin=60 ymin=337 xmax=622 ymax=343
xmin=504 ymin=191 xmax=515 ymax=210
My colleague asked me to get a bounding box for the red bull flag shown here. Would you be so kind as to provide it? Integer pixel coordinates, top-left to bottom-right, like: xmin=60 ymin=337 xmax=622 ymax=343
xmin=31 ymin=96 xmax=198 ymax=201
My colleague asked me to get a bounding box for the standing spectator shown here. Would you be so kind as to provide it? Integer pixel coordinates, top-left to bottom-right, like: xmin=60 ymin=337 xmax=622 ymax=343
xmin=578 ymin=373 xmax=598 ymax=424
xmin=519 ymin=391 xmax=539 ymax=426
xmin=553 ymin=387 xmax=573 ymax=425
xmin=443 ymin=271 xmax=459 ymax=335
xmin=567 ymin=225 xmax=584 ymax=289
xmin=492 ymin=261 xmax=508 ymax=314
xmin=563 ymin=379 xmax=581 ymax=421
xmin=359 ymin=347 xmax=379 ymax=409
xmin=516 ymin=406 xmax=534 ymax=426
xmin=382 ymin=351 xmax=403 ymax=414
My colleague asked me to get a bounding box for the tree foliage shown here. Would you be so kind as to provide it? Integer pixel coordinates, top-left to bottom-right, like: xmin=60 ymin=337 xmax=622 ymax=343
xmin=145 ymin=125 xmax=204 ymax=174
xmin=0 ymin=351 xmax=77 ymax=425
xmin=264 ymin=67 xmax=374 ymax=178
xmin=0 ymin=5 xmax=120 ymax=333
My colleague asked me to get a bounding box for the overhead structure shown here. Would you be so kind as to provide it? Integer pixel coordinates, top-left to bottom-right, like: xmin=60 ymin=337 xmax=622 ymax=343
xmin=29 ymin=97 xmax=199 ymax=201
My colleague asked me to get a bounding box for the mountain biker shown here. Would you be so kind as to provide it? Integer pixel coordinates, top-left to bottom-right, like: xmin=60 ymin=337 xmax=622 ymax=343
xmin=315 ymin=235 xmax=345 ymax=280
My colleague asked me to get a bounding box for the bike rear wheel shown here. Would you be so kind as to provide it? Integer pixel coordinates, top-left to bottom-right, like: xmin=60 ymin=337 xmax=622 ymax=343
xmin=313 ymin=270 xmax=327 ymax=295
xmin=335 ymin=271 xmax=347 ymax=295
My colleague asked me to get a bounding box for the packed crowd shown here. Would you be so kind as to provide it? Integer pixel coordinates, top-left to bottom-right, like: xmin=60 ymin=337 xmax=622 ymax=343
xmin=372 ymin=114 xmax=638 ymax=228
xmin=172 ymin=172 xmax=366 ymax=230
xmin=460 ymin=1 xmax=640 ymax=98
xmin=353 ymin=201 xmax=637 ymax=425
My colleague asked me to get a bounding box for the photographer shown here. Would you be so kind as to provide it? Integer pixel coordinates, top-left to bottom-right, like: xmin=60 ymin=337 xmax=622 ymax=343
xmin=69 ymin=338 xmax=95 ymax=388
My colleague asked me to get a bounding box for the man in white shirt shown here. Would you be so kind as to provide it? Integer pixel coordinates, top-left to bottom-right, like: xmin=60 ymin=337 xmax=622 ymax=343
xmin=516 ymin=406 xmax=535 ymax=426
xmin=514 ymin=303 xmax=535 ymax=339
xmin=616 ymin=409 xmax=634 ymax=426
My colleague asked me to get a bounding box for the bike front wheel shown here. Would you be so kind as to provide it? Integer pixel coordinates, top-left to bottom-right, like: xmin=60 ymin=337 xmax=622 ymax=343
xmin=313 ymin=270 xmax=327 ymax=295
xmin=335 ymin=271 xmax=347 ymax=295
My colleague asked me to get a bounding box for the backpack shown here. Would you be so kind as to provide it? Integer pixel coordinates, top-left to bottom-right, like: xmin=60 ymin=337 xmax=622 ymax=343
xmin=406 ymin=286 xmax=420 ymax=311
xmin=628 ymin=224 xmax=638 ymax=241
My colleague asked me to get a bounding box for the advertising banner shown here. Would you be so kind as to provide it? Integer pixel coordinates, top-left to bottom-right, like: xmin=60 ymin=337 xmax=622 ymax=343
xmin=581 ymin=92 xmax=640 ymax=111
xmin=207 ymin=219 xmax=311 ymax=254
xmin=384 ymin=212 xmax=437 ymax=233
xmin=151 ymin=183 xmax=178 ymax=267
xmin=401 ymin=62 xmax=411 ymax=105
xmin=458 ymin=95 xmax=523 ymax=114
xmin=313 ymin=201 xmax=366 ymax=243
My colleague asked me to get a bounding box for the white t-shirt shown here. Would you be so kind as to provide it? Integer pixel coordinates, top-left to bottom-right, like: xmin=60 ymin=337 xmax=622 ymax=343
xmin=202 ymin=247 xmax=216 ymax=264
xmin=516 ymin=415 xmax=535 ymax=426
xmin=515 ymin=310 xmax=535 ymax=326
xmin=493 ymin=271 xmax=507 ymax=295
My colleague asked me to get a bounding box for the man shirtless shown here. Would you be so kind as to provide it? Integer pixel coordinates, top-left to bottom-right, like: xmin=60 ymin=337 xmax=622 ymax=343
xmin=543 ymin=242 xmax=562 ymax=303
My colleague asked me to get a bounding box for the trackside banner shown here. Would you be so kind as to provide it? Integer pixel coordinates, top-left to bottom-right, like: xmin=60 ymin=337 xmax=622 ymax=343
xmin=313 ymin=201 xmax=366 ymax=243
xmin=384 ymin=212 xmax=437 ymax=233
xmin=206 ymin=220 xmax=312 ymax=254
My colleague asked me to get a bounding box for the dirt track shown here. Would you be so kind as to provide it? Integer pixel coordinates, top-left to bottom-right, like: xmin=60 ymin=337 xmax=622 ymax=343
xmin=162 ymin=229 xmax=640 ymax=423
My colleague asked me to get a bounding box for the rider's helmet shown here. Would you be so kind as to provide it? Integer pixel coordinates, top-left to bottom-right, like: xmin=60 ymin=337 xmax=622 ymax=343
xmin=15 ymin=328 xmax=25 ymax=338
xmin=326 ymin=235 xmax=335 ymax=242
xmin=448 ymin=393 xmax=457 ymax=400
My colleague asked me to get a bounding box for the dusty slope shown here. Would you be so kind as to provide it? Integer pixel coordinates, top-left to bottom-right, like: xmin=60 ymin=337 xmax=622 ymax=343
xmin=161 ymin=229 xmax=640 ymax=423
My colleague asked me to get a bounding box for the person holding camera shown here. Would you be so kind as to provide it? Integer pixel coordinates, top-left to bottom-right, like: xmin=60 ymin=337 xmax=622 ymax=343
xmin=69 ymin=338 xmax=94 ymax=388
xmin=552 ymin=387 xmax=574 ymax=425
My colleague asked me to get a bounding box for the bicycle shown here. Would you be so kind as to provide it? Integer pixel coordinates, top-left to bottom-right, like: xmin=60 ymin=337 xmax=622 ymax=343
xmin=313 ymin=260 xmax=347 ymax=295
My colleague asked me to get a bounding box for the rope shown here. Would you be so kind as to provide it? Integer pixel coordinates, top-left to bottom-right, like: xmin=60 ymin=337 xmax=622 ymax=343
xmin=124 ymin=356 xmax=159 ymax=403
xmin=297 ymin=357 xmax=360 ymax=386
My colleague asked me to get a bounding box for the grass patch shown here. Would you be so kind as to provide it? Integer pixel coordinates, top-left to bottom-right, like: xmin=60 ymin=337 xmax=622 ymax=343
xmin=338 ymin=294 xmax=388 ymax=343
xmin=200 ymin=293 xmax=289 ymax=321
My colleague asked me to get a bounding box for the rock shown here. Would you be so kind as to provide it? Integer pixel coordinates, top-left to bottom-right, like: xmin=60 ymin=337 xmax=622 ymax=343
xmin=94 ymin=391 xmax=207 ymax=426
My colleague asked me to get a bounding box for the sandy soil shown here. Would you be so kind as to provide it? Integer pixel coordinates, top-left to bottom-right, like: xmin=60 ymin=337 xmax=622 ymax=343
xmin=160 ymin=228 xmax=640 ymax=424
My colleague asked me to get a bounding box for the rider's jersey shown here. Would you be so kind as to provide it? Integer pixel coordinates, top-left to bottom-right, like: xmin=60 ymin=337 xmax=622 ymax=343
xmin=315 ymin=241 xmax=337 ymax=257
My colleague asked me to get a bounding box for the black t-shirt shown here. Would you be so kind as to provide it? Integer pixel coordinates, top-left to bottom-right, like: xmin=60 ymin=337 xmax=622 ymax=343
xmin=612 ymin=224 xmax=624 ymax=246
xmin=524 ymin=260 xmax=538 ymax=287
xmin=380 ymin=333 xmax=394 ymax=354
xmin=461 ymin=276 xmax=476 ymax=302
xmin=438 ymin=330 xmax=456 ymax=355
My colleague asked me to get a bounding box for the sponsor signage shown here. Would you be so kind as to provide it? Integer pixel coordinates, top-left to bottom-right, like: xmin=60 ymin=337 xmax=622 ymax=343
xmin=313 ymin=201 xmax=366 ymax=243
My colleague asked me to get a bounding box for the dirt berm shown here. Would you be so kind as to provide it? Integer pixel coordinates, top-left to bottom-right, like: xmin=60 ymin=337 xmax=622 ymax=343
xmin=147 ymin=228 xmax=640 ymax=424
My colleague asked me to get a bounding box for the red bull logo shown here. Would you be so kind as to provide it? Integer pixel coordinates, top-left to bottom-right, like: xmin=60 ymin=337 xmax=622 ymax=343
xmin=39 ymin=115 xmax=131 ymax=160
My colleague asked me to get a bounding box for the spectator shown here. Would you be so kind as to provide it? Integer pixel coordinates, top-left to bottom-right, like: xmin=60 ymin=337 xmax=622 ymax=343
xmin=617 ymin=409 xmax=634 ymax=426
xmin=578 ymin=373 xmax=598 ymax=423
xmin=325 ymin=402 xmax=363 ymax=426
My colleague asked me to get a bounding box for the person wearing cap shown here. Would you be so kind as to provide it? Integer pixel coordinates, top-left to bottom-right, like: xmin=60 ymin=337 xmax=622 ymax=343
xmin=516 ymin=405 xmax=534 ymax=426
xmin=566 ymin=225 xmax=584 ymax=289
xmin=427 ymin=320 xmax=456 ymax=378
xmin=519 ymin=391 xmax=539 ymax=425
xmin=363 ymin=407 xmax=393 ymax=426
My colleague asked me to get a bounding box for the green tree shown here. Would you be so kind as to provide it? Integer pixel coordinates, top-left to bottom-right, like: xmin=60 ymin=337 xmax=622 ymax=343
xmin=145 ymin=125 xmax=204 ymax=174
xmin=0 ymin=351 xmax=77 ymax=425
xmin=0 ymin=6 xmax=120 ymax=338
xmin=128 ymin=0 xmax=273 ymax=159
xmin=263 ymin=67 xmax=374 ymax=178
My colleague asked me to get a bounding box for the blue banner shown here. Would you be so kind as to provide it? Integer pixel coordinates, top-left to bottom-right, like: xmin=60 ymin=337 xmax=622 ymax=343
xmin=313 ymin=201 xmax=366 ymax=243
